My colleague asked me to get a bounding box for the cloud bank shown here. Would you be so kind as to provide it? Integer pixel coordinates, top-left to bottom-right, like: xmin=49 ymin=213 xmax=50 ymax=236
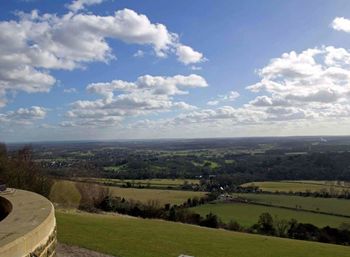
xmin=0 ymin=3 xmax=205 ymax=108
xmin=62 ymin=74 xmax=207 ymax=127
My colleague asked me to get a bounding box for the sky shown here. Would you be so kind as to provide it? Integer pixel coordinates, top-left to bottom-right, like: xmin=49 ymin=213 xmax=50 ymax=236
xmin=2 ymin=0 xmax=350 ymax=142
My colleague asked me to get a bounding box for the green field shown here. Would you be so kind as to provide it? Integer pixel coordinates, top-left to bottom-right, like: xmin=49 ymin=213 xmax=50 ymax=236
xmin=50 ymin=180 xmax=205 ymax=206
xmin=56 ymin=210 xmax=350 ymax=257
xmin=233 ymin=193 xmax=350 ymax=217
xmin=242 ymin=181 xmax=349 ymax=194
xmin=191 ymin=202 xmax=350 ymax=228
xmin=108 ymin=186 xmax=205 ymax=205
xmin=77 ymin=177 xmax=200 ymax=189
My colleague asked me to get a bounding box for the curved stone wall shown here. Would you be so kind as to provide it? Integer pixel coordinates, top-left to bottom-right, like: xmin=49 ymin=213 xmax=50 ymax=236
xmin=0 ymin=196 xmax=12 ymax=221
xmin=0 ymin=189 xmax=56 ymax=257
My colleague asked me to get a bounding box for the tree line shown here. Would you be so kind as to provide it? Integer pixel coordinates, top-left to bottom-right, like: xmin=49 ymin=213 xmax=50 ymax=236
xmin=0 ymin=144 xmax=52 ymax=197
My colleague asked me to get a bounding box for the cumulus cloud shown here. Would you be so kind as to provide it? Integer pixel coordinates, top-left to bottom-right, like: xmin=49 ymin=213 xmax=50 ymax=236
xmin=151 ymin=46 xmax=350 ymax=131
xmin=207 ymin=100 xmax=219 ymax=106
xmin=67 ymin=0 xmax=104 ymax=12
xmin=0 ymin=5 xmax=205 ymax=108
xmin=207 ymin=91 xmax=240 ymax=106
xmin=0 ymin=106 xmax=47 ymax=125
xmin=130 ymin=105 xmax=266 ymax=131
xmin=331 ymin=17 xmax=350 ymax=33
xmin=245 ymin=46 xmax=350 ymax=121
xmin=63 ymin=74 xmax=207 ymax=127
xmin=63 ymin=88 xmax=78 ymax=93
xmin=247 ymin=47 xmax=350 ymax=103
xmin=64 ymin=45 xmax=350 ymax=130
xmin=176 ymin=45 xmax=206 ymax=65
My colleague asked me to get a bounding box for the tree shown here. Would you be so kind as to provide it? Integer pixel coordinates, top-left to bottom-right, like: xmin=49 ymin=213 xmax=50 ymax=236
xmin=288 ymin=223 xmax=319 ymax=241
xmin=0 ymin=145 xmax=52 ymax=197
xmin=258 ymin=212 xmax=275 ymax=235
xmin=0 ymin=143 xmax=8 ymax=184
xmin=274 ymin=216 xmax=290 ymax=237
xmin=200 ymin=212 xmax=219 ymax=228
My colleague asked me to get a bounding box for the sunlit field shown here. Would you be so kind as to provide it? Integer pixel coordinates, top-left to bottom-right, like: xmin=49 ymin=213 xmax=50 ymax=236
xmin=50 ymin=180 xmax=206 ymax=207
xmin=56 ymin=210 xmax=350 ymax=257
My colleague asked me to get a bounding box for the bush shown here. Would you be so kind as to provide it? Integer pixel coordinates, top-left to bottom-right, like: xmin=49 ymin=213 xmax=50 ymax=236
xmin=76 ymin=182 xmax=111 ymax=211
xmin=227 ymin=219 xmax=242 ymax=231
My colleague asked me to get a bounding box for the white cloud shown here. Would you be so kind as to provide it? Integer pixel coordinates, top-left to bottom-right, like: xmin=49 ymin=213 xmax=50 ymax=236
xmin=63 ymin=88 xmax=78 ymax=93
xmin=331 ymin=17 xmax=350 ymax=33
xmin=0 ymin=106 xmax=47 ymax=125
xmin=67 ymin=0 xmax=104 ymax=12
xmin=65 ymin=42 xmax=350 ymax=131
xmin=247 ymin=47 xmax=350 ymax=105
xmin=207 ymin=91 xmax=240 ymax=106
xmin=245 ymin=46 xmax=350 ymax=123
xmin=191 ymin=66 xmax=202 ymax=71
xmin=133 ymin=50 xmax=145 ymax=58
xmin=0 ymin=6 xmax=206 ymax=107
xmin=176 ymin=106 xmax=265 ymax=124
xmin=60 ymin=116 xmax=123 ymax=127
xmin=207 ymin=100 xmax=219 ymax=106
xmin=223 ymin=91 xmax=240 ymax=101
xmin=63 ymin=74 xmax=207 ymax=127
xmin=130 ymin=105 xmax=266 ymax=131
xmin=176 ymin=45 xmax=206 ymax=65
xmin=158 ymin=46 xmax=350 ymax=131
xmin=173 ymin=101 xmax=198 ymax=110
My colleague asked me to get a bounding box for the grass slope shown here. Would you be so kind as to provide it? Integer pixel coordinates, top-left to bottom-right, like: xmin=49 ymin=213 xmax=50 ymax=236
xmin=108 ymin=187 xmax=205 ymax=205
xmin=191 ymin=203 xmax=350 ymax=228
xmin=50 ymin=180 xmax=205 ymax=206
xmin=56 ymin=210 xmax=350 ymax=257
xmin=233 ymin=193 xmax=350 ymax=216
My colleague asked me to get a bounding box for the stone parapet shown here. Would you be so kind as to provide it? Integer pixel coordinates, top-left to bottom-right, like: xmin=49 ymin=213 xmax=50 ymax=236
xmin=0 ymin=189 xmax=56 ymax=257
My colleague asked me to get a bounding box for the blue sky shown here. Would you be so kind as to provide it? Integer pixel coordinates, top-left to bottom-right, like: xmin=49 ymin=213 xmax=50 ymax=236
xmin=2 ymin=0 xmax=350 ymax=142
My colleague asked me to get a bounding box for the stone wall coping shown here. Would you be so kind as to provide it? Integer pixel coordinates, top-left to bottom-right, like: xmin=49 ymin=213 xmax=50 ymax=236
xmin=0 ymin=189 xmax=56 ymax=257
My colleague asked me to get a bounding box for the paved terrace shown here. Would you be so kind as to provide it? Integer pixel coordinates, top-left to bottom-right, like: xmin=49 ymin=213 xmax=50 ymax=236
xmin=0 ymin=189 xmax=56 ymax=257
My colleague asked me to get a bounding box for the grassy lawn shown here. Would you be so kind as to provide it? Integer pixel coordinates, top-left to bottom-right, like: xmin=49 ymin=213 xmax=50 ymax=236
xmin=191 ymin=202 xmax=350 ymax=228
xmin=241 ymin=181 xmax=348 ymax=193
xmin=56 ymin=210 xmax=350 ymax=257
xmin=233 ymin=193 xmax=350 ymax=216
xmin=50 ymin=180 xmax=205 ymax=206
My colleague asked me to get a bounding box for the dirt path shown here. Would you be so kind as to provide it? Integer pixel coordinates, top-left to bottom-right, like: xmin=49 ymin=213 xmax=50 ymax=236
xmin=56 ymin=243 xmax=116 ymax=257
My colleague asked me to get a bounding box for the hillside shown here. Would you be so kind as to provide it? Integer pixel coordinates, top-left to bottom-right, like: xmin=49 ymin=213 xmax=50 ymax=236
xmin=56 ymin=210 xmax=350 ymax=257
